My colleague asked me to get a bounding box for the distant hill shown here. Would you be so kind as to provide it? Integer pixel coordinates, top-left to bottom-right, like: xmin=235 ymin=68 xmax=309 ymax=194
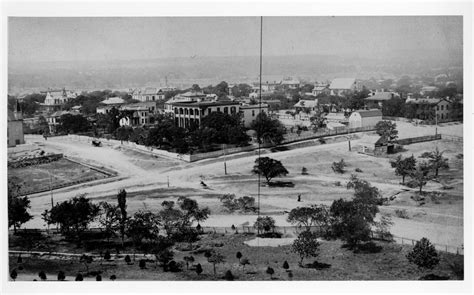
xmin=8 ymin=52 xmax=462 ymax=94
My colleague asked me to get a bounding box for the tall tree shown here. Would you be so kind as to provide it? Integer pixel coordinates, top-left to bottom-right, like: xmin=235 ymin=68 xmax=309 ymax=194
xmin=375 ymin=120 xmax=399 ymax=141
xmin=410 ymin=162 xmax=433 ymax=194
xmin=250 ymin=112 xmax=286 ymax=145
xmin=98 ymin=202 xmax=121 ymax=243
xmin=407 ymin=237 xmax=440 ymax=270
xmin=391 ymin=155 xmax=417 ymax=184
xmin=117 ymin=189 xmax=127 ymax=247
xmin=291 ymin=230 xmax=320 ymax=265
xmin=420 ymin=147 xmax=449 ymax=177
xmin=8 ymin=179 xmax=32 ymax=233
xmin=252 ymin=157 xmax=289 ymax=184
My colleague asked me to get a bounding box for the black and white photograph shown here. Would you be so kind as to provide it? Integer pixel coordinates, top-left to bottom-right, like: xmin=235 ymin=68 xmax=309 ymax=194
xmin=1 ymin=0 xmax=472 ymax=294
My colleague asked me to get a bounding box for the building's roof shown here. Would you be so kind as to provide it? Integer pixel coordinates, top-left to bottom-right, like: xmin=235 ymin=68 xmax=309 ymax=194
xmin=281 ymin=78 xmax=300 ymax=85
xmin=180 ymin=91 xmax=206 ymax=98
xmin=101 ymin=97 xmax=125 ymax=105
xmin=330 ymin=78 xmax=356 ymax=90
xmin=365 ymin=92 xmax=397 ymax=101
xmin=313 ymin=85 xmax=328 ymax=91
xmin=143 ymin=87 xmax=158 ymax=95
xmin=421 ymin=86 xmax=438 ymax=92
xmin=294 ymin=99 xmax=318 ymax=108
xmin=354 ymin=109 xmax=382 ymax=118
xmin=405 ymin=98 xmax=444 ymax=105
xmin=121 ymin=101 xmax=157 ymax=110
xmin=49 ymin=110 xmax=80 ymax=117
xmin=172 ymin=100 xmax=240 ymax=107
xmin=121 ymin=105 xmax=149 ymax=111
xmin=240 ymin=103 xmax=269 ymax=109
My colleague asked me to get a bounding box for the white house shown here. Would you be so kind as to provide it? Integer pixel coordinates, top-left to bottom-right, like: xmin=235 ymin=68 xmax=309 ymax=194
xmin=348 ymin=109 xmax=382 ymax=128
xmin=294 ymin=99 xmax=318 ymax=113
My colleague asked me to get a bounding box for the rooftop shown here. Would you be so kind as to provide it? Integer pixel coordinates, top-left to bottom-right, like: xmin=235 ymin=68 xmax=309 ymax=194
xmin=354 ymin=109 xmax=382 ymax=118
xmin=101 ymin=97 xmax=126 ymax=105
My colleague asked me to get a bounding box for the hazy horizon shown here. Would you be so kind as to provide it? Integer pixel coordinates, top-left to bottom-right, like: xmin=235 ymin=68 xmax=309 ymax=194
xmin=9 ymin=16 xmax=462 ymax=63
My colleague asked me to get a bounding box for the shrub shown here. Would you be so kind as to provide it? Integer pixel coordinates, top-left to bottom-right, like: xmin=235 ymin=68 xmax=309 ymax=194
xmin=236 ymin=251 xmax=242 ymax=261
xmin=17 ymin=255 xmax=23 ymax=263
xmin=195 ymin=263 xmax=203 ymax=275
xmin=57 ymin=271 xmax=66 ymax=281
xmin=334 ymin=181 xmax=342 ymax=187
xmin=318 ymin=137 xmax=326 ymax=144
xmin=288 ymin=271 xmax=293 ymax=280
xmin=103 ymin=250 xmax=111 ymax=260
xmin=266 ymin=267 xmax=275 ymax=279
xmin=110 ymin=275 xmax=117 ymax=281
xmin=75 ymin=273 xmax=83 ymax=281
xmin=38 ymin=270 xmax=47 ymax=281
xmin=283 ymin=261 xmax=290 ymax=271
xmin=240 ymin=258 xmax=250 ymax=271
xmin=301 ymin=167 xmax=308 ymax=175
xmin=407 ymin=237 xmax=440 ymax=270
xmin=355 ymin=168 xmax=362 ymax=173
xmin=394 ymin=209 xmax=409 ymax=219
xmin=332 ymin=159 xmax=346 ymax=174
xmin=10 ymin=269 xmax=18 ymax=281
xmin=96 ymin=274 xmax=102 ymax=281
xmin=124 ymin=255 xmax=131 ymax=265
xmin=224 ymin=270 xmax=234 ymax=281
xmin=139 ymin=259 xmax=146 ymax=269
xmin=449 ymin=260 xmax=464 ymax=280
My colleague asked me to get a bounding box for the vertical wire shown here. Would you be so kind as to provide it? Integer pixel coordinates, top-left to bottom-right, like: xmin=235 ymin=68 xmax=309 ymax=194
xmin=257 ymin=16 xmax=263 ymax=236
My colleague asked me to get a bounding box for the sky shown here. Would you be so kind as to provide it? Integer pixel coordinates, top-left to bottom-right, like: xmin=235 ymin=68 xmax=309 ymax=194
xmin=8 ymin=16 xmax=463 ymax=63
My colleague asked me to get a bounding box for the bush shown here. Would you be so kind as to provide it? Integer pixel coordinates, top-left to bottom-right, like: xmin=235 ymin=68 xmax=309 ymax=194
xmin=332 ymin=159 xmax=346 ymax=174
xmin=75 ymin=273 xmax=83 ymax=281
xmin=10 ymin=269 xmax=18 ymax=281
xmin=334 ymin=181 xmax=342 ymax=187
xmin=139 ymin=259 xmax=146 ymax=269
xmin=318 ymin=137 xmax=326 ymax=144
xmin=110 ymin=275 xmax=117 ymax=281
xmin=266 ymin=267 xmax=275 ymax=279
xmin=96 ymin=274 xmax=102 ymax=281
xmin=38 ymin=270 xmax=47 ymax=281
xmin=103 ymin=250 xmax=111 ymax=260
xmin=57 ymin=271 xmax=66 ymax=281
xmin=283 ymin=261 xmax=289 ymax=271
xmin=394 ymin=209 xmax=410 ymax=219
xmin=407 ymin=237 xmax=440 ymax=270
xmin=124 ymin=255 xmax=131 ymax=265
xmin=355 ymin=168 xmax=362 ymax=173
xmin=301 ymin=167 xmax=308 ymax=175
xmin=195 ymin=263 xmax=203 ymax=275
xmin=224 ymin=270 xmax=234 ymax=281
xmin=256 ymin=232 xmax=283 ymax=238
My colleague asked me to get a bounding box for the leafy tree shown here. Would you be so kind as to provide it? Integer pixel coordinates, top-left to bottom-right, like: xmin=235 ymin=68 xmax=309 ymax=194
xmin=207 ymin=251 xmax=225 ymax=276
xmin=292 ymin=230 xmax=320 ymax=264
xmin=126 ymin=210 xmax=160 ymax=246
xmin=283 ymin=261 xmax=290 ymax=271
xmin=420 ymin=147 xmax=449 ymax=177
xmin=195 ymin=263 xmax=203 ymax=275
xmin=8 ymin=179 xmax=32 ymax=233
xmin=199 ymin=112 xmax=249 ymax=146
xmin=309 ymin=113 xmax=326 ymax=132
xmin=110 ymin=275 xmax=117 ymax=281
xmin=80 ymin=255 xmax=93 ymax=273
xmin=183 ymin=256 xmax=195 ymax=270
xmin=115 ymin=126 xmax=133 ymax=143
xmin=382 ymin=97 xmax=405 ymax=117
xmin=42 ymin=195 xmax=100 ymax=239
xmin=410 ymin=162 xmax=433 ymax=194
xmin=250 ymin=112 xmax=286 ymax=145
xmin=252 ymin=157 xmax=289 ymax=184
xmin=347 ymin=175 xmax=385 ymax=207
xmin=157 ymin=201 xmax=184 ymax=237
xmin=96 ymin=274 xmax=102 ymax=281
xmin=98 ymin=202 xmax=121 ymax=243
xmin=57 ymin=113 xmax=91 ymax=134
xmin=103 ymin=250 xmax=111 ymax=261
xmin=38 ymin=271 xmax=47 ymax=281
xmin=374 ymin=214 xmax=394 ymax=241
xmin=254 ymin=216 xmax=277 ymax=236
xmin=236 ymin=251 xmax=242 ymax=263
xmin=177 ymin=196 xmax=210 ymax=227
xmin=330 ymin=198 xmax=378 ymax=248
xmin=287 ymin=205 xmax=331 ymax=232
xmin=117 ymin=189 xmax=127 ymax=247
xmin=391 ymin=155 xmax=417 ymax=184
xmin=407 ymin=237 xmax=440 ymax=270
xmin=266 ymin=267 xmax=275 ymax=279
xmin=10 ymin=269 xmax=18 ymax=281
xmin=343 ymin=88 xmax=370 ymax=111
xmin=375 ymin=121 xmax=398 ymax=141
xmin=331 ymin=159 xmax=346 ymax=174
xmin=124 ymin=255 xmax=131 ymax=265
xmin=57 ymin=271 xmax=65 ymax=281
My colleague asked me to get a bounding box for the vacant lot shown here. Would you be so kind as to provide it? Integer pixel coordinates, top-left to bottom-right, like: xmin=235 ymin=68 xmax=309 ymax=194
xmin=8 ymin=233 xmax=463 ymax=281
xmin=8 ymin=158 xmax=111 ymax=195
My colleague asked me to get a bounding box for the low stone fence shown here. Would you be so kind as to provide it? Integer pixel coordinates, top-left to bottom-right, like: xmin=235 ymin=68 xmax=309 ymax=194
xmin=396 ymin=134 xmax=441 ymax=145
xmin=8 ymin=153 xmax=63 ymax=168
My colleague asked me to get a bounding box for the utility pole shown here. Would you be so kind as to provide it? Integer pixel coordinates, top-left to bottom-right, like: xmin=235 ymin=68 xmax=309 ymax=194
xmin=49 ymin=170 xmax=54 ymax=209
xmin=167 ymin=175 xmax=170 ymax=188
xmin=223 ymin=144 xmax=227 ymax=175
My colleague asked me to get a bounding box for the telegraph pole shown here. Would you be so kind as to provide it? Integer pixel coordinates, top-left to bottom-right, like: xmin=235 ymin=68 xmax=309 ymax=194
xmin=223 ymin=144 xmax=227 ymax=175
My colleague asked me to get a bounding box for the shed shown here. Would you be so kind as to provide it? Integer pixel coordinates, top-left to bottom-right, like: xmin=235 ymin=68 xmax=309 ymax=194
xmin=348 ymin=109 xmax=382 ymax=128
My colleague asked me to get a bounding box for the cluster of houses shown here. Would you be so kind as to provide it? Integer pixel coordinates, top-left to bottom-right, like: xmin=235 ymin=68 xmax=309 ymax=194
xmin=8 ymin=74 xmax=462 ymax=148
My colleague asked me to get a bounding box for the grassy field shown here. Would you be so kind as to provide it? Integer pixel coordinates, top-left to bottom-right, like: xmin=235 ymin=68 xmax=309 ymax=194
xmin=8 ymin=233 xmax=463 ymax=281
xmin=8 ymin=158 xmax=111 ymax=195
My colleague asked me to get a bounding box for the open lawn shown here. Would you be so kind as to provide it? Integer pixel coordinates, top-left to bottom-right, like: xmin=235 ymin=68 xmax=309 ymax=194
xmin=8 ymin=233 xmax=463 ymax=281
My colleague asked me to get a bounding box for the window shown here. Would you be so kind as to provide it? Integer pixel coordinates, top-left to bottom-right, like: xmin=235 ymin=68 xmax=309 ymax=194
xmin=446 ymin=104 xmax=449 ymax=110
xmin=217 ymin=107 xmax=220 ymax=112
xmin=224 ymin=107 xmax=228 ymax=114
xmin=437 ymin=106 xmax=439 ymax=111
xmin=190 ymin=109 xmax=194 ymax=115
xmin=441 ymin=105 xmax=444 ymax=111
xmin=441 ymin=114 xmax=444 ymax=119
xmin=252 ymin=110 xmax=255 ymax=117
xmin=231 ymin=107 xmax=236 ymax=114
xmin=174 ymin=108 xmax=178 ymax=114
xmin=208 ymin=109 xmax=211 ymax=115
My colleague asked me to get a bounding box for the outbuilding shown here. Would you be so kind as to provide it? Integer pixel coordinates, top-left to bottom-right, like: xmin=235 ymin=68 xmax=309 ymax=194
xmin=348 ymin=109 xmax=382 ymax=128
